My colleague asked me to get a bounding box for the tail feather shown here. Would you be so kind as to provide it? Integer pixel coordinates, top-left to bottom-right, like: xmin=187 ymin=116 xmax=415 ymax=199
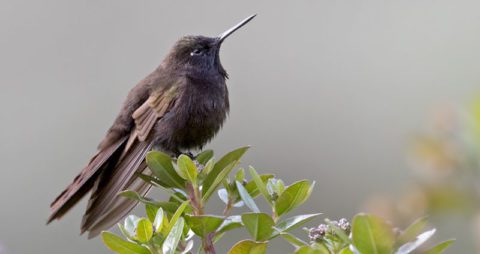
xmin=87 ymin=169 xmax=152 ymax=238
xmin=47 ymin=137 xmax=128 ymax=224
xmin=80 ymin=139 xmax=152 ymax=233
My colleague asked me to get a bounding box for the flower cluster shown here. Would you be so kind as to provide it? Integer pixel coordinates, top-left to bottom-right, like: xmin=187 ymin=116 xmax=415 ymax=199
xmin=308 ymin=223 xmax=329 ymax=241
xmin=336 ymin=218 xmax=352 ymax=233
xmin=308 ymin=218 xmax=351 ymax=242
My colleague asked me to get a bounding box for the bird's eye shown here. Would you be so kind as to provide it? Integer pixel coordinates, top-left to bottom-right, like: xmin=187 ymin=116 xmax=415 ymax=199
xmin=190 ymin=48 xmax=203 ymax=56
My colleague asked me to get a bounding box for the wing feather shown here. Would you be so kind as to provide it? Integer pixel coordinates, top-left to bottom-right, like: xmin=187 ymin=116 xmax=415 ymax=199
xmin=81 ymin=139 xmax=151 ymax=230
xmin=80 ymin=83 xmax=181 ymax=235
xmin=87 ymin=168 xmax=152 ymax=238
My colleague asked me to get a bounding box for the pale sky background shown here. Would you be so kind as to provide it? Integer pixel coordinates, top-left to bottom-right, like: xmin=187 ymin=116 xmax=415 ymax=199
xmin=1 ymin=0 xmax=480 ymax=253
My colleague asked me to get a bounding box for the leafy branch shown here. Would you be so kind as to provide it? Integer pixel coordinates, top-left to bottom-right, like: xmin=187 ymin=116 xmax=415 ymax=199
xmin=101 ymin=147 xmax=454 ymax=254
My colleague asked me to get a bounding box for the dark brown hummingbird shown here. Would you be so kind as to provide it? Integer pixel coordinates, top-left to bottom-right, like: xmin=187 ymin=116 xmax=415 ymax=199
xmin=48 ymin=14 xmax=256 ymax=238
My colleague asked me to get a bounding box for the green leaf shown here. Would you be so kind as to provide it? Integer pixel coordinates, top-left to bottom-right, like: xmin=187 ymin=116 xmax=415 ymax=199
xmin=119 ymin=190 xmax=179 ymax=214
xmin=396 ymin=228 xmax=436 ymax=254
xmin=176 ymin=154 xmax=198 ymax=183
xmin=182 ymin=241 xmax=194 ymax=254
xmin=101 ymin=231 xmax=150 ymax=254
xmin=339 ymin=247 xmax=354 ymax=254
xmin=218 ymin=188 xmax=230 ymax=204
xmin=120 ymin=190 xmax=158 ymax=206
xmin=227 ymin=239 xmax=268 ymax=254
xmin=279 ymin=232 xmax=308 ymax=247
xmin=241 ymin=213 xmax=275 ymax=241
xmin=136 ymin=173 xmax=172 ymax=189
xmin=352 ymin=213 xmax=395 ymax=254
xmin=136 ymin=218 xmax=153 ymax=243
xmin=153 ymin=208 xmax=164 ymax=232
xmin=217 ymin=187 xmax=229 ymax=202
xmin=294 ymin=245 xmax=329 ymax=254
xmin=118 ymin=224 xmax=134 ymax=241
xmin=146 ymin=151 xmax=185 ymax=188
xmin=184 ymin=215 xmax=225 ymax=238
xmin=165 ymin=200 xmax=190 ymax=234
xmin=244 ymin=174 xmax=274 ymax=199
xmin=274 ymin=180 xmax=314 ymax=217
xmin=275 ymin=179 xmax=285 ymax=193
xmin=162 ymin=217 xmax=185 ymax=254
xmin=214 ymin=216 xmax=244 ymax=243
xmin=275 ymin=213 xmax=322 ymax=234
xmin=202 ymin=158 xmax=215 ymax=176
xmin=396 ymin=216 xmax=428 ymax=247
xmin=168 ymin=189 xmax=188 ymax=203
xmin=218 ymin=188 xmax=244 ymax=207
xmin=154 ymin=201 xmax=183 ymax=214
xmin=196 ymin=149 xmax=214 ymax=165
xmin=266 ymin=178 xmax=285 ymax=197
xmin=202 ymin=161 xmax=239 ymax=203
xmin=424 ymin=239 xmax=455 ymax=254
xmin=203 ymin=146 xmax=250 ymax=196
xmin=124 ymin=215 xmax=141 ymax=239
xmin=236 ymin=168 xmax=245 ymax=182
xmin=145 ymin=204 xmax=158 ymax=222
xmin=248 ymin=167 xmax=272 ymax=205
xmin=236 ymin=181 xmax=260 ymax=213
xmin=217 ymin=215 xmax=243 ymax=235
xmin=180 ymin=240 xmax=194 ymax=254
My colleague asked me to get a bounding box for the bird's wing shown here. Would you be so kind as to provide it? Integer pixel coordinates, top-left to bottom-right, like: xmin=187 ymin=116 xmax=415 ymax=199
xmin=80 ymin=82 xmax=181 ymax=236
xmin=132 ymin=85 xmax=179 ymax=142
xmin=48 ymin=78 xmax=152 ymax=224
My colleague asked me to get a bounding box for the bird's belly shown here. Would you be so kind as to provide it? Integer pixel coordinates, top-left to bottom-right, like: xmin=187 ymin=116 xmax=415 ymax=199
xmin=179 ymin=111 xmax=225 ymax=148
xmin=153 ymin=96 xmax=228 ymax=154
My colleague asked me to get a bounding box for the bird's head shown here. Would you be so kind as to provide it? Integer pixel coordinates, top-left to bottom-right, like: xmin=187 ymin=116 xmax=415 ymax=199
xmin=164 ymin=14 xmax=256 ymax=79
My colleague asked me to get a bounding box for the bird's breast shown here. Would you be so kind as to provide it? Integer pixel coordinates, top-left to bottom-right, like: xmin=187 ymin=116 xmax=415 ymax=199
xmin=153 ymin=81 xmax=229 ymax=153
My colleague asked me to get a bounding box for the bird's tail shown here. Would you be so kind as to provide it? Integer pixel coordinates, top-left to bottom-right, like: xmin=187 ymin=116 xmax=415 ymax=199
xmin=47 ymin=136 xmax=129 ymax=224
xmin=80 ymin=137 xmax=153 ymax=238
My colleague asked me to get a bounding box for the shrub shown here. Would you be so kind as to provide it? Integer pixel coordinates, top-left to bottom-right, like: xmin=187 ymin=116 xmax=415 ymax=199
xmin=101 ymin=147 xmax=454 ymax=254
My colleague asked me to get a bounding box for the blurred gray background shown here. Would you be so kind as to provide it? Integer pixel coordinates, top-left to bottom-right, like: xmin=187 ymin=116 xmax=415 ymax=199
xmin=1 ymin=0 xmax=479 ymax=253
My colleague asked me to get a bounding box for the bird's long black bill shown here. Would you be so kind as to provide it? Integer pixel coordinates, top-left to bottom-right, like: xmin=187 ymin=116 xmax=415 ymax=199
xmin=218 ymin=14 xmax=256 ymax=43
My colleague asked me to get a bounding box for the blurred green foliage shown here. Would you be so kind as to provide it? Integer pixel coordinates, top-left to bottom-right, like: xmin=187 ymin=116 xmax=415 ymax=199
xmin=363 ymin=98 xmax=480 ymax=252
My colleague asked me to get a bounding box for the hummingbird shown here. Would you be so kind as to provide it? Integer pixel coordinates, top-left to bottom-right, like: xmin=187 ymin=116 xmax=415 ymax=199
xmin=48 ymin=14 xmax=256 ymax=238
